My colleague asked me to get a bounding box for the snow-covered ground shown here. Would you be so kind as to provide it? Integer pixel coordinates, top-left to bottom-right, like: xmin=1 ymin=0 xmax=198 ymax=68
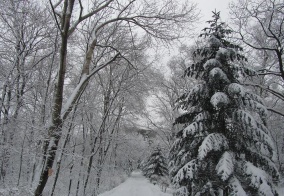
xmin=99 ymin=171 xmax=171 ymax=196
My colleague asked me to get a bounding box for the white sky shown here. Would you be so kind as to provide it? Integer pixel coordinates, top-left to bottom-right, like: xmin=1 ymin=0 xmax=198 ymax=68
xmin=192 ymin=0 xmax=236 ymax=31
xmin=155 ymin=0 xmax=237 ymax=75
xmin=141 ymin=0 xmax=238 ymax=127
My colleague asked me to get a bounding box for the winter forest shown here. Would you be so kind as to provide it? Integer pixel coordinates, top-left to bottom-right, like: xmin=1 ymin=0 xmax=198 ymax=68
xmin=0 ymin=0 xmax=284 ymax=195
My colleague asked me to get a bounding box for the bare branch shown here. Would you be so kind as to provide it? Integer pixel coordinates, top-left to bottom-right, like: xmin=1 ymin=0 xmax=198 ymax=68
xmin=257 ymin=69 xmax=282 ymax=77
xmin=267 ymin=107 xmax=284 ymax=117
xmin=243 ymin=82 xmax=284 ymax=100
xmin=68 ymin=0 xmax=114 ymax=36
xmin=53 ymin=0 xmax=64 ymax=8
xmin=49 ymin=0 xmax=62 ymax=33
xmin=238 ymin=32 xmax=276 ymax=51
xmin=61 ymin=53 xmax=120 ymax=120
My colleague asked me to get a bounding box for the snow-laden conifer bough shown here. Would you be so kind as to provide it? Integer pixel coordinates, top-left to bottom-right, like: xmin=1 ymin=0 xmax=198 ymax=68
xmin=169 ymin=11 xmax=280 ymax=196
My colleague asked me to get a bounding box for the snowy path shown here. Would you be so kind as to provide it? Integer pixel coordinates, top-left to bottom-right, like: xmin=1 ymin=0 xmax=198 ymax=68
xmin=99 ymin=171 xmax=172 ymax=196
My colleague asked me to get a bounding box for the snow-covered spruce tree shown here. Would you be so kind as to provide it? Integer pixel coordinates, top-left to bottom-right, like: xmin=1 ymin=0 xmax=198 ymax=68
xmin=143 ymin=147 xmax=169 ymax=184
xmin=169 ymin=11 xmax=279 ymax=196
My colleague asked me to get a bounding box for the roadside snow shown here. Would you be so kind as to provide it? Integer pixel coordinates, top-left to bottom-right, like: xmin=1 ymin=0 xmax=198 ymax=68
xmin=99 ymin=171 xmax=171 ymax=196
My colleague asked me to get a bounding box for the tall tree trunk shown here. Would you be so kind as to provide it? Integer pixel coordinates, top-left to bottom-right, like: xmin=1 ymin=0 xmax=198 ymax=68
xmin=34 ymin=1 xmax=75 ymax=195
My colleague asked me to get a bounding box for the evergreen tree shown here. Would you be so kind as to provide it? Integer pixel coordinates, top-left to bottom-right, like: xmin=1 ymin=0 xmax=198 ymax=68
xmin=169 ymin=11 xmax=279 ymax=196
xmin=143 ymin=147 xmax=169 ymax=183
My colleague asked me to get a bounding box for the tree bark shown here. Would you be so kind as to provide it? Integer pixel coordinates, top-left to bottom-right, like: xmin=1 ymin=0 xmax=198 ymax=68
xmin=34 ymin=1 xmax=75 ymax=195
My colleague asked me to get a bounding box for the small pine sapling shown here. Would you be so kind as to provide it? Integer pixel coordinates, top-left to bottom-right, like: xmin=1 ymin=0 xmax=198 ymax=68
xmin=143 ymin=147 xmax=169 ymax=186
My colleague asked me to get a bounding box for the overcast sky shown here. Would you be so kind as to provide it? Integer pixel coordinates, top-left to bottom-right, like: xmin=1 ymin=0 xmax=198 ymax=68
xmin=144 ymin=0 xmax=238 ymax=126
xmin=192 ymin=0 xmax=236 ymax=31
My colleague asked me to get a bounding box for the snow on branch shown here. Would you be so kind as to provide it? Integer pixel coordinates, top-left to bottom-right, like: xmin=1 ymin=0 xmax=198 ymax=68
xmin=216 ymin=151 xmax=235 ymax=181
xmin=178 ymin=84 xmax=208 ymax=110
xmin=60 ymin=53 xmax=120 ymax=120
xmin=173 ymin=159 xmax=197 ymax=183
xmin=246 ymin=147 xmax=279 ymax=175
xmin=174 ymin=186 xmax=188 ymax=196
xmin=61 ymin=74 xmax=88 ymax=119
xmin=232 ymin=110 xmax=274 ymax=150
xmin=182 ymin=121 xmax=208 ymax=138
xmin=227 ymin=83 xmax=246 ymax=98
xmin=243 ymin=161 xmax=276 ymax=196
xmin=209 ymin=67 xmax=230 ymax=83
xmin=208 ymin=35 xmax=222 ymax=48
xmin=244 ymin=91 xmax=265 ymax=105
xmin=203 ymin=59 xmax=221 ymax=70
xmin=210 ymin=92 xmax=229 ymax=109
xmin=243 ymin=99 xmax=267 ymax=120
xmin=216 ymin=47 xmax=236 ymax=61
xmin=198 ymin=133 xmax=229 ymax=160
xmin=195 ymin=181 xmax=215 ymax=196
xmin=193 ymin=111 xmax=211 ymax=122
xmin=227 ymin=83 xmax=265 ymax=105
xmin=174 ymin=106 xmax=202 ymax=125
xmin=228 ymin=176 xmax=247 ymax=196
xmin=227 ymin=83 xmax=267 ymax=120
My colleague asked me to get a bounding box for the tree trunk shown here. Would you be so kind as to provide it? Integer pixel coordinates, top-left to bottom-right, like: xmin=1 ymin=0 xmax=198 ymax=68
xmin=17 ymin=134 xmax=26 ymax=186
xmin=34 ymin=1 xmax=75 ymax=195
xmin=51 ymin=105 xmax=77 ymax=196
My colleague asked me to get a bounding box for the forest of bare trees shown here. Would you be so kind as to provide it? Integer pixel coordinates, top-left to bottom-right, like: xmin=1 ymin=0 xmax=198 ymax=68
xmin=0 ymin=0 xmax=283 ymax=196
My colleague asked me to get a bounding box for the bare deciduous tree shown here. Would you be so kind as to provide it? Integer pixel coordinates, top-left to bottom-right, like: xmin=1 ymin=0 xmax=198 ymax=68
xmin=33 ymin=0 xmax=198 ymax=195
xmin=230 ymin=0 xmax=284 ymax=116
xmin=230 ymin=0 xmax=284 ymax=173
xmin=0 ymin=0 xmax=55 ymax=187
